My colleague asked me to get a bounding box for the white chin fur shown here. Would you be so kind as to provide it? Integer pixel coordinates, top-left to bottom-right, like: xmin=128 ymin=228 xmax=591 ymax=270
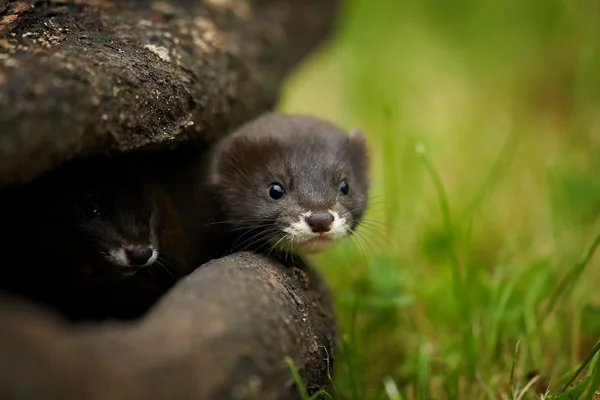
xmin=106 ymin=248 xmax=130 ymax=267
xmin=147 ymin=249 xmax=159 ymax=266
xmin=278 ymin=210 xmax=350 ymax=253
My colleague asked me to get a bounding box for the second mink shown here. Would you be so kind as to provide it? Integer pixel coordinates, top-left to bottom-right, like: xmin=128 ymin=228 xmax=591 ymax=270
xmin=0 ymin=155 xmax=191 ymax=322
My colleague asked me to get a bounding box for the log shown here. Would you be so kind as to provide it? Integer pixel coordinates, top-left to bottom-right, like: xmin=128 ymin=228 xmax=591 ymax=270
xmin=0 ymin=0 xmax=339 ymax=189
xmin=0 ymin=252 xmax=336 ymax=400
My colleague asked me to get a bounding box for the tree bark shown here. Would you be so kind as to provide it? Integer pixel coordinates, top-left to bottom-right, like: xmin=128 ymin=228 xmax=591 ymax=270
xmin=0 ymin=0 xmax=339 ymax=189
xmin=0 ymin=252 xmax=336 ymax=400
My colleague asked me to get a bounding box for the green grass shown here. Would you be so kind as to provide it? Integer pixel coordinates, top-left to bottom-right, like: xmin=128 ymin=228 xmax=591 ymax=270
xmin=277 ymin=0 xmax=600 ymax=398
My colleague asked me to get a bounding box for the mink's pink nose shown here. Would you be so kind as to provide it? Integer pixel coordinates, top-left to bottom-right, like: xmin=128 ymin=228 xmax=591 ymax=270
xmin=305 ymin=212 xmax=334 ymax=233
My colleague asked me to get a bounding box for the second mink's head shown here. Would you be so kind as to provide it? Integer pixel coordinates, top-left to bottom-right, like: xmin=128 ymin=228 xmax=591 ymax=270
xmin=35 ymin=160 xmax=161 ymax=277
xmin=209 ymin=113 xmax=370 ymax=254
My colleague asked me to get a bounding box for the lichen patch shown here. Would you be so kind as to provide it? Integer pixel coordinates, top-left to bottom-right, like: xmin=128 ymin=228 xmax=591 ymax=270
xmin=144 ymin=44 xmax=171 ymax=62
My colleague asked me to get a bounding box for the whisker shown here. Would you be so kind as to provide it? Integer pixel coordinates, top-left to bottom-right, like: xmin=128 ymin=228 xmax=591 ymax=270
xmin=237 ymin=229 xmax=282 ymax=253
xmin=233 ymin=227 xmax=280 ymax=251
xmin=348 ymin=234 xmax=369 ymax=267
xmin=291 ymin=235 xmax=298 ymax=256
xmin=368 ymin=201 xmax=388 ymax=206
xmin=229 ymin=223 xmax=275 ymax=232
xmin=249 ymin=232 xmax=282 ymax=255
xmin=268 ymin=234 xmax=288 ymax=257
xmin=355 ymin=223 xmax=389 ymax=244
xmin=358 ymin=218 xmax=389 ymax=227
xmin=155 ymin=257 xmax=173 ymax=276
xmin=265 ymin=237 xmax=279 ymax=259
xmin=232 ymin=225 xmax=277 ymax=249
xmin=205 ymin=218 xmax=278 ymax=227
xmin=359 ymin=223 xmax=389 ymax=237
xmin=353 ymin=228 xmax=377 ymax=255
xmin=354 ymin=225 xmax=387 ymax=251
xmin=348 ymin=228 xmax=375 ymax=265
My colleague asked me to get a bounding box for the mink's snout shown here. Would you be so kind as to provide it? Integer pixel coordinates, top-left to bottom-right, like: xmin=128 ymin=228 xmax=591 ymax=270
xmin=305 ymin=212 xmax=334 ymax=233
xmin=126 ymin=246 xmax=155 ymax=266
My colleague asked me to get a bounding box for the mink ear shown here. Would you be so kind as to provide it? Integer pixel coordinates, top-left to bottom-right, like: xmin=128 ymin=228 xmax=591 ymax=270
xmin=349 ymin=127 xmax=364 ymax=138
xmin=347 ymin=127 xmax=369 ymax=173
xmin=348 ymin=127 xmax=366 ymax=147
xmin=207 ymin=139 xmax=231 ymax=186
xmin=208 ymin=134 xmax=261 ymax=186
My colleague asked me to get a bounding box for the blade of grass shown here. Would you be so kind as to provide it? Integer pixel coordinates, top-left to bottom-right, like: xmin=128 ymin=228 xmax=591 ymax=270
xmin=487 ymin=277 xmax=518 ymax=368
xmin=416 ymin=143 xmax=478 ymax=377
xmin=557 ymin=340 xmax=600 ymax=395
xmin=285 ymin=356 xmax=333 ymax=400
xmin=552 ymin=364 xmax=584 ymax=392
xmin=523 ymin=307 xmax=542 ymax=376
xmin=416 ymin=342 xmax=433 ymax=400
xmin=510 ymin=339 xmax=521 ymax=400
xmin=461 ymin=128 xmax=520 ymax=220
xmin=540 ymin=233 xmax=600 ymax=323
xmin=383 ymin=377 xmax=404 ymax=400
xmin=583 ymin=344 xmax=600 ymax=400
xmin=285 ymin=356 xmax=311 ymax=400
xmin=516 ymin=374 xmax=540 ymax=400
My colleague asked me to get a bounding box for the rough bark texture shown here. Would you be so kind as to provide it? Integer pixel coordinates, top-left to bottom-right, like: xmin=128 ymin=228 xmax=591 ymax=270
xmin=0 ymin=0 xmax=339 ymax=398
xmin=0 ymin=0 xmax=339 ymax=189
xmin=0 ymin=252 xmax=336 ymax=400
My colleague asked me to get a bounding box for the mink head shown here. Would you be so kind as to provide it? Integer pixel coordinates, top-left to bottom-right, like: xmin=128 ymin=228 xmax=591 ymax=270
xmin=209 ymin=113 xmax=370 ymax=254
xmin=43 ymin=164 xmax=160 ymax=277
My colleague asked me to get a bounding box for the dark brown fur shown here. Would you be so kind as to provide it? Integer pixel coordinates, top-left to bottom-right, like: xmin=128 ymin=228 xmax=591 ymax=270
xmin=204 ymin=113 xmax=370 ymax=261
xmin=0 ymin=156 xmax=190 ymax=321
xmin=156 ymin=114 xmax=370 ymax=270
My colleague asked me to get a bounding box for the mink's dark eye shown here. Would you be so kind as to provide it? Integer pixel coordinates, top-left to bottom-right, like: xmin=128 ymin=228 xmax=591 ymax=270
xmin=268 ymin=183 xmax=286 ymax=200
xmin=339 ymin=179 xmax=349 ymax=195
xmin=84 ymin=197 xmax=102 ymax=219
xmin=86 ymin=205 xmax=101 ymax=219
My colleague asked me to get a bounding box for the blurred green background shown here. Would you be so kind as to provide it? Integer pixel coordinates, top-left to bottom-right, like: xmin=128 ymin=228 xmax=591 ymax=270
xmin=278 ymin=0 xmax=600 ymax=398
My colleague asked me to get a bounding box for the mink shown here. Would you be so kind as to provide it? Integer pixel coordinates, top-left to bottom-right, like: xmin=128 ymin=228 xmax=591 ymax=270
xmin=0 ymin=156 xmax=190 ymax=321
xmin=162 ymin=113 xmax=371 ymax=268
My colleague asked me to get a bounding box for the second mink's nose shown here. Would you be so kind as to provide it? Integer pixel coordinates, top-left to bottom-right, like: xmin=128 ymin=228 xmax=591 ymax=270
xmin=126 ymin=247 xmax=153 ymax=266
xmin=305 ymin=212 xmax=334 ymax=233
